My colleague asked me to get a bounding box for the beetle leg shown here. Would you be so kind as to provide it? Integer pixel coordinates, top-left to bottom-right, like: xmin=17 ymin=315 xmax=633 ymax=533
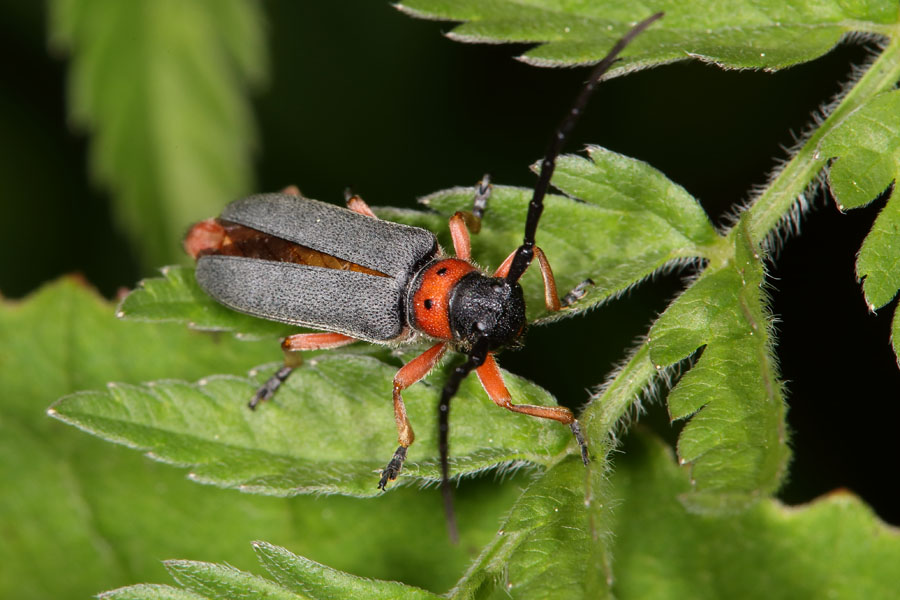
xmin=448 ymin=175 xmax=492 ymax=259
xmin=471 ymin=174 xmax=491 ymax=224
xmin=493 ymin=249 xmax=516 ymax=278
xmin=475 ymin=353 xmax=589 ymax=465
xmin=249 ymin=332 xmax=358 ymax=409
xmin=495 ymin=246 xmax=562 ymax=311
xmin=494 ymin=246 xmax=592 ymax=311
xmin=343 ymin=188 xmax=378 ymax=218
xmin=281 ymin=185 xmax=302 ymax=196
xmin=532 ymin=246 xmax=562 ymax=312
xmin=561 ymin=278 xmax=595 ymax=307
xmin=448 ymin=213 xmax=473 ymax=260
xmin=378 ymin=342 xmax=448 ymax=489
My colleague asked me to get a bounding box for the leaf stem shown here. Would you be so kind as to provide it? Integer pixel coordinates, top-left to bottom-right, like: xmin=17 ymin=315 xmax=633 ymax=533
xmin=582 ymin=343 xmax=657 ymax=448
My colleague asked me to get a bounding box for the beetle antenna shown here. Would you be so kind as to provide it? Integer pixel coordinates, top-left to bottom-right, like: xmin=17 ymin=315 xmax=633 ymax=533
xmin=505 ymin=12 xmax=663 ymax=284
xmin=439 ymin=339 xmax=489 ymax=543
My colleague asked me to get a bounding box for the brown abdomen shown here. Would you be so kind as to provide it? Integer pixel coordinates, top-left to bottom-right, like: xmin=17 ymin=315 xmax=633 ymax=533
xmin=184 ymin=219 xmax=387 ymax=278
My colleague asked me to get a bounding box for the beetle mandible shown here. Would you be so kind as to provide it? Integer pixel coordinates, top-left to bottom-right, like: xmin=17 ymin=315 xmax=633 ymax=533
xmin=184 ymin=13 xmax=662 ymax=533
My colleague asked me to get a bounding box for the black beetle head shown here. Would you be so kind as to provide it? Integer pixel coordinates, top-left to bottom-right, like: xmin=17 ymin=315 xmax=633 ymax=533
xmin=448 ymin=272 xmax=526 ymax=351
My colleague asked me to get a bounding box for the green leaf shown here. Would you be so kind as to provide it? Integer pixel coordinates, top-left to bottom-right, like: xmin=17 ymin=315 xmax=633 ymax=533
xmin=894 ymin=306 xmax=900 ymax=368
xmin=105 ymin=543 xmax=440 ymax=600
xmin=610 ymin=432 xmax=900 ymax=599
xmin=103 ymin=431 xmax=900 ymax=600
xmin=50 ymin=352 xmax=572 ymax=496
xmin=397 ymin=0 xmax=896 ymax=70
xmin=421 ymin=158 xmax=717 ymax=321
xmin=820 ymin=90 xmax=900 ymax=213
xmin=451 ymin=456 xmax=614 ymax=599
xmin=818 ymin=89 xmax=900 ymax=364
xmin=819 ymin=90 xmax=900 ymax=311
xmin=648 ymin=220 xmax=789 ymax=512
xmin=48 ymin=0 xmax=267 ymax=267
xmin=100 ymin=584 xmax=209 ymax=600
xmin=164 ymin=559 xmax=307 ymax=600
xmin=103 ymin=457 xmax=610 ymax=600
xmin=52 ymin=352 xmax=571 ymax=497
xmin=252 ymin=541 xmax=440 ymax=600
xmin=0 ymin=278 xmax=526 ymax=598
xmin=553 ymin=147 xmax=718 ymax=248
xmin=857 ymin=191 xmax=900 ymax=312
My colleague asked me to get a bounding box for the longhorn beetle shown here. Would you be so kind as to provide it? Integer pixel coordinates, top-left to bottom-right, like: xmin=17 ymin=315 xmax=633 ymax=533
xmin=185 ymin=13 xmax=662 ymax=539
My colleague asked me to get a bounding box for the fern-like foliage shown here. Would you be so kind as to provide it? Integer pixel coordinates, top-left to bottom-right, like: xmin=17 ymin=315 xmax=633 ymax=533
xmin=27 ymin=1 xmax=900 ymax=598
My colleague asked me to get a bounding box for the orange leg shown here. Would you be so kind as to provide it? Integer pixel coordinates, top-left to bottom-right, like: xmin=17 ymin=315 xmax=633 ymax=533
xmin=378 ymin=342 xmax=448 ymax=489
xmin=282 ymin=331 xmax=358 ymax=351
xmin=448 ymin=176 xmax=494 ymax=258
xmin=449 ymin=212 xmax=473 ymax=260
xmin=344 ymin=189 xmax=378 ymax=218
xmin=249 ymin=332 xmax=358 ymax=409
xmin=494 ymin=246 xmax=563 ymax=312
xmin=281 ymin=185 xmax=302 ymax=196
xmin=533 ymin=247 xmax=562 ymax=312
xmin=495 ymin=246 xmax=593 ymax=311
xmin=476 ymin=353 xmax=588 ymax=464
xmin=494 ymin=248 xmax=515 ymax=279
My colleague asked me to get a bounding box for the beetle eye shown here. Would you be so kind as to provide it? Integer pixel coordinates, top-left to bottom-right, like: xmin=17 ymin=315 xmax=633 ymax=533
xmin=424 ymin=299 xmax=434 ymax=309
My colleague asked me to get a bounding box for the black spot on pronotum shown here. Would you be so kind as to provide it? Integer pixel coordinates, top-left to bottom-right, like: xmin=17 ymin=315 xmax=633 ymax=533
xmin=424 ymin=299 xmax=434 ymax=309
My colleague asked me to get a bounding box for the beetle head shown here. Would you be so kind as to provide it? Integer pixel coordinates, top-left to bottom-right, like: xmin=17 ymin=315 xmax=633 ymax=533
xmin=448 ymin=272 xmax=526 ymax=351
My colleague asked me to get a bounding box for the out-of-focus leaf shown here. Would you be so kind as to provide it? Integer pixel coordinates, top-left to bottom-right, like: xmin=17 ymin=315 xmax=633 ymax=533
xmin=101 ymin=430 xmax=900 ymax=600
xmin=396 ymin=0 xmax=896 ymax=70
xmin=100 ymin=585 xmax=208 ymax=600
xmin=103 ymin=542 xmax=441 ymax=600
xmin=610 ymin=432 xmax=900 ymax=600
xmin=48 ymin=0 xmax=267 ymax=266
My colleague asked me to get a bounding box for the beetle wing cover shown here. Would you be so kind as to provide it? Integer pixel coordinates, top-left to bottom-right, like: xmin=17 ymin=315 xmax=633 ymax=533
xmin=220 ymin=194 xmax=437 ymax=279
xmin=196 ymin=256 xmax=408 ymax=342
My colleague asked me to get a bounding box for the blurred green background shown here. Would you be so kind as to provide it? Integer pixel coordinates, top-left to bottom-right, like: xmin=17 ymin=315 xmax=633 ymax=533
xmin=1 ymin=0 xmax=897 ymax=533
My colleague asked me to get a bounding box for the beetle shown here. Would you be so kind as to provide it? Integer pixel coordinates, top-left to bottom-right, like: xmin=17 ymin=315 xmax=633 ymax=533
xmin=184 ymin=13 xmax=662 ymax=536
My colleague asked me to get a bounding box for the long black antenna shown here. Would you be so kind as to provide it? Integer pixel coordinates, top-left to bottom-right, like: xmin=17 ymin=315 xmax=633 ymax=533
xmin=440 ymin=13 xmax=663 ymax=542
xmin=439 ymin=338 xmax=488 ymax=543
xmin=505 ymin=12 xmax=664 ymax=284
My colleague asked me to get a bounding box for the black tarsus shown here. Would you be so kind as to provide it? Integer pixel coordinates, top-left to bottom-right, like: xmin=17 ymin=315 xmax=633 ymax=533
xmin=378 ymin=446 xmax=408 ymax=490
xmin=471 ymin=174 xmax=492 ymax=222
xmin=505 ymin=12 xmax=664 ymax=284
xmin=439 ymin=338 xmax=489 ymax=543
xmin=249 ymin=365 xmax=295 ymax=410
xmin=570 ymin=421 xmax=589 ymax=465
xmin=561 ymin=278 xmax=596 ymax=308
